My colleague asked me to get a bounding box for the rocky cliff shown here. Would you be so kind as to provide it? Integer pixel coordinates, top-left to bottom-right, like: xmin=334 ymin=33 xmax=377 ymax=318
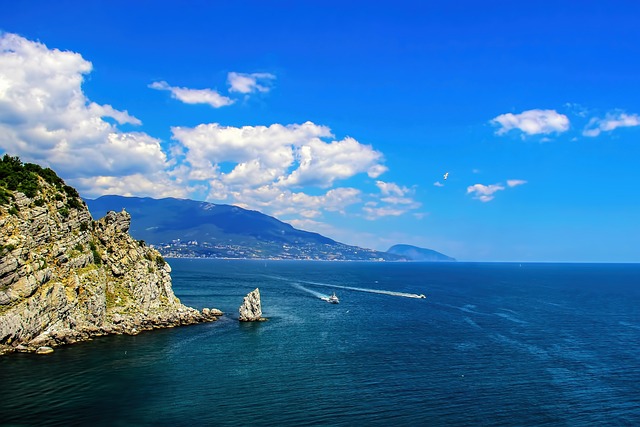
xmin=0 ymin=157 xmax=221 ymax=355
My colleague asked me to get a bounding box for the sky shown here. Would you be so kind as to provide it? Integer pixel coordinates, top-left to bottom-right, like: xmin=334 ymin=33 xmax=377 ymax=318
xmin=1 ymin=0 xmax=639 ymax=262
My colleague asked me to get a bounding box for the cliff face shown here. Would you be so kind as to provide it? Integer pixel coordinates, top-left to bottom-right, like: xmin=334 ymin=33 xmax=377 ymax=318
xmin=0 ymin=166 xmax=219 ymax=355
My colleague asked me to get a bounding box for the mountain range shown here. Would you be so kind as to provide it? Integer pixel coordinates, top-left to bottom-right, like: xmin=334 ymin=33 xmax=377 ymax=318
xmin=85 ymin=196 xmax=401 ymax=261
xmin=86 ymin=195 xmax=455 ymax=262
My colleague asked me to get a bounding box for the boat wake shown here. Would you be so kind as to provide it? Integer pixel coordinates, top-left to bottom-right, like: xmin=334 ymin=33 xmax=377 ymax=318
xmin=263 ymin=275 xmax=426 ymax=299
xmin=298 ymin=279 xmax=426 ymax=299
xmin=292 ymin=283 xmax=335 ymax=301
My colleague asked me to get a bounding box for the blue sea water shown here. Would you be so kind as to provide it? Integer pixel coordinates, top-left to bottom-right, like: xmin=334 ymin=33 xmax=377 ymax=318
xmin=1 ymin=261 xmax=639 ymax=426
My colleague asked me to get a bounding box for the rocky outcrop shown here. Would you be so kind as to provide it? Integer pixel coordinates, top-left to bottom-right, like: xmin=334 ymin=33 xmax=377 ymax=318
xmin=238 ymin=288 xmax=266 ymax=322
xmin=0 ymin=168 xmax=222 ymax=355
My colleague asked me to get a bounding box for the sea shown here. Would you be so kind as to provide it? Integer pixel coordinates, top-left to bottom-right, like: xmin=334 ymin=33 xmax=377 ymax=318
xmin=1 ymin=260 xmax=639 ymax=426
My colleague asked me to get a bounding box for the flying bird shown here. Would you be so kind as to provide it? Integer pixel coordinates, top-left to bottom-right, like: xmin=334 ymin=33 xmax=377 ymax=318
xmin=443 ymin=172 xmax=449 ymax=180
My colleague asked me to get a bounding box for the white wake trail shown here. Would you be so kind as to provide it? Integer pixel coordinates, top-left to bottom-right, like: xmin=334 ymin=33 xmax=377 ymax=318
xmin=291 ymin=283 xmax=331 ymax=300
xmin=298 ymin=280 xmax=426 ymax=299
xmin=263 ymin=274 xmax=426 ymax=299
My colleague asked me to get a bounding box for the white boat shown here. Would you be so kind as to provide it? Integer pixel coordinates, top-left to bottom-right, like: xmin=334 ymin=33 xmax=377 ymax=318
xmin=327 ymin=292 xmax=339 ymax=304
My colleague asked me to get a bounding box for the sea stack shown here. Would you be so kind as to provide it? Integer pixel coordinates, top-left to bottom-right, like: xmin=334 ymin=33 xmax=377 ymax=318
xmin=238 ymin=288 xmax=266 ymax=322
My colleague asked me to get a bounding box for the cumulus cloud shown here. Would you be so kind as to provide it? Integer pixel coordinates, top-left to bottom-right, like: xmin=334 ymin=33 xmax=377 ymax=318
xmin=227 ymin=72 xmax=276 ymax=94
xmin=149 ymin=80 xmax=234 ymax=108
xmin=583 ymin=112 xmax=640 ymax=137
xmin=230 ymin=185 xmax=362 ymax=219
xmin=492 ymin=109 xmax=570 ymax=136
xmin=376 ymin=181 xmax=408 ymax=197
xmin=467 ymin=179 xmax=526 ymax=202
xmin=166 ymin=121 xmax=397 ymax=219
xmin=281 ymin=137 xmax=386 ymax=188
xmin=171 ymin=121 xmax=387 ymax=193
xmin=466 ymin=183 xmax=505 ymax=202
xmin=0 ymin=32 xmax=169 ymax=192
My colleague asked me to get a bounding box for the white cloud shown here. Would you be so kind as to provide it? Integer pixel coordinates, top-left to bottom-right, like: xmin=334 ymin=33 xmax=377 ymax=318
xmin=149 ymin=80 xmax=234 ymax=108
xmin=492 ymin=109 xmax=570 ymax=136
xmin=228 ymin=185 xmax=362 ymax=219
xmin=376 ymin=180 xmax=408 ymax=197
xmin=227 ymin=72 xmax=276 ymax=94
xmin=282 ymin=137 xmax=386 ymax=188
xmin=90 ymin=104 xmax=141 ymax=125
xmin=583 ymin=112 xmax=640 ymax=137
xmin=0 ymin=32 xmax=169 ymax=186
xmin=363 ymin=180 xmax=420 ymax=219
xmin=72 ymin=172 xmax=189 ymax=200
xmin=466 ymin=183 xmax=505 ymax=202
xmin=363 ymin=203 xmax=408 ymax=219
xmin=433 ymin=181 xmax=445 ymax=187
xmin=171 ymin=121 xmax=387 ymax=195
xmin=507 ymin=179 xmax=527 ymax=187
xmin=467 ymin=179 xmax=526 ymax=202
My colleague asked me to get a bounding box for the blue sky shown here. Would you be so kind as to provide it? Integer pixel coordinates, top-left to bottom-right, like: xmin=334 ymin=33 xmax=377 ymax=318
xmin=1 ymin=1 xmax=639 ymax=262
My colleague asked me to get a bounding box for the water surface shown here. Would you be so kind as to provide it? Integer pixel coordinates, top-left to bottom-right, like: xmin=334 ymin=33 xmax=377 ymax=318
xmin=1 ymin=261 xmax=639 ymax=426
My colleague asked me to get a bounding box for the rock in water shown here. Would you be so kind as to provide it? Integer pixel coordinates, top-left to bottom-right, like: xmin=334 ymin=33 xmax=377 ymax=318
xmin=238 ymin=288 xmax=266 ymax=322
xmin=36 ymin=346 xmax=54 ymax=355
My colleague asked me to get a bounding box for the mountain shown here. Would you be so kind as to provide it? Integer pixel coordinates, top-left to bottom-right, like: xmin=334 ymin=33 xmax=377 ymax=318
xmin=86 ymin=195 xmax=402 ymax=261
xmin=387 ymin=244 xmax=456 ymax=262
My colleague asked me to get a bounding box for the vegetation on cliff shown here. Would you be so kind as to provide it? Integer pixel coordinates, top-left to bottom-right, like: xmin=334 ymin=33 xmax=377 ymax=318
xmin=0 ymin=154 xmax=83 ymax=211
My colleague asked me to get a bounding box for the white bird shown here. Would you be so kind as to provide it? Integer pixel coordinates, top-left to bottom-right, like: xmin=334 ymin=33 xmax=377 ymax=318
xmin=443 ymin=172 xmax=449 ymax=180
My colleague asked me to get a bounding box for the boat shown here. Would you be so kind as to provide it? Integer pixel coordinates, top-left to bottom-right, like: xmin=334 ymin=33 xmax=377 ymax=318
xmin=327 ymin=292 xmax=339 ymax=304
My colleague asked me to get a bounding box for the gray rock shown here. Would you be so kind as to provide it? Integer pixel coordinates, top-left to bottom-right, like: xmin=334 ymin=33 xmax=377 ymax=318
xmin=238 ymin=288 xmax=266 ymax=322
xmin=36 ymin=346 xmax=54 ymax=354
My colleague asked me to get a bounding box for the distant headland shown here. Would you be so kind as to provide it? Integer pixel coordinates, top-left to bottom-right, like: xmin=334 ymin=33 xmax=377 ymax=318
xmin=387 ymin=244 xmax=456 ymax=262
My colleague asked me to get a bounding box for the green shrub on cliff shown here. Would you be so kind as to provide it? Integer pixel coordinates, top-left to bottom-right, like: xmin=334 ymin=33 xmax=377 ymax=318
xmin=155 ymin=254 xmax=166 ymax=267
xmin=0 ymin=155 xmax=84 ymax=209
xmin=0 ymin=187 xmax=13 ymax=205
xmin=89 ymin=241 xmax=102 ymax=265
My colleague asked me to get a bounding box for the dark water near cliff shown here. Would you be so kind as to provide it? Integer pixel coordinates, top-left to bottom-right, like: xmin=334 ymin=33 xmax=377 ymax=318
xmin=1 ymin=261 xmax=640 ymax=426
